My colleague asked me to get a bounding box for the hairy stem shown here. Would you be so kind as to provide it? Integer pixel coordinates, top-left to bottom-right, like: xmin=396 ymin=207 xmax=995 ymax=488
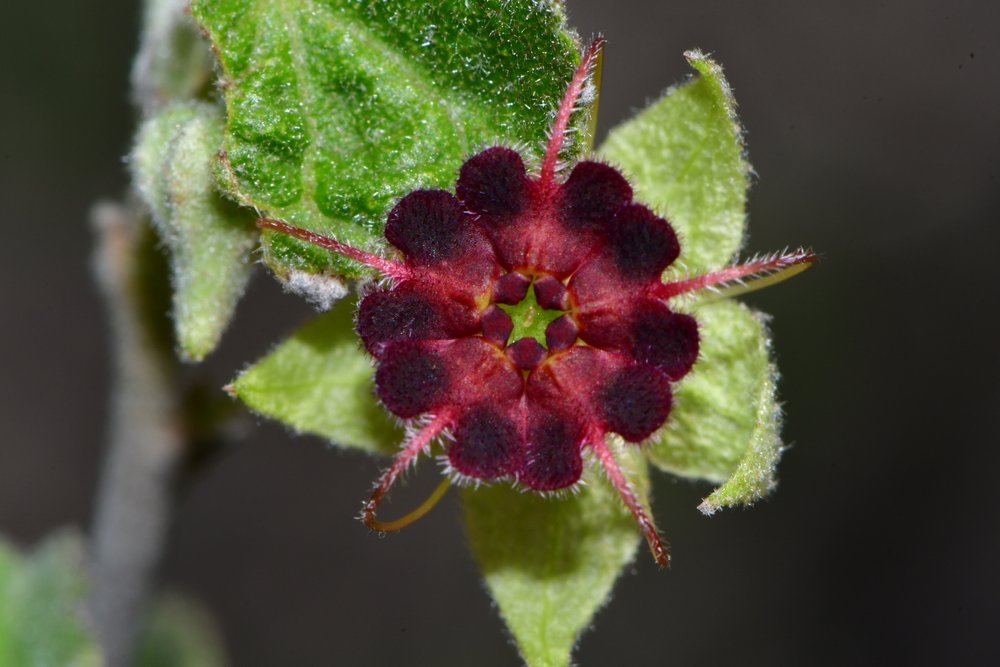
xmin=88 ymin=202 xmax=182 ymax=666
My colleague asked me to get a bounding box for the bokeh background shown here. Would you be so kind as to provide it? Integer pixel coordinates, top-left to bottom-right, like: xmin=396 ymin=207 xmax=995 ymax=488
xmin=2 ymin=1 xmax=998 ymax=665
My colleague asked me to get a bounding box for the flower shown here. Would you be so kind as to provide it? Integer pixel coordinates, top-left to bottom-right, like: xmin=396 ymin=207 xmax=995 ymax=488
xmin=259 ymin=38 xmax=813 ymax=566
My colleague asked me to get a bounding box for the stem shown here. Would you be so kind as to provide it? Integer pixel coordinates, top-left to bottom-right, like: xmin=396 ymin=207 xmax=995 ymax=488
xmin=589 ymin=432 xmax=669 ymax=568
xmin=539 ymin=37 xmax=605 ymax=187
xmin=653 ymin=248 xmax=817 ymax=301
xmin=362 ymin=413 xmax=452 ymax=531
xmin=258 ymin=218 xmax=409 ymax=281
xmin=88 ymin=202 xmax=183 ymax=666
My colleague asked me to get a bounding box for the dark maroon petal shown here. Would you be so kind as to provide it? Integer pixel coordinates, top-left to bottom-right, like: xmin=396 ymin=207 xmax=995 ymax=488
xmin=357 ymin=287 xmax=443 ymax=355
xmin=533 ymin=276 xmax=569 ymax=311
xmin=444 ymin=338 xmax=525 ymax=407
xmin=519 ymin=411 xmax=584 ymax=491
xmin=507 ymin=337 xmax=547 ymax=370
xmin=448 ymin=403 xmax=522 ymax=479
xmin=456 ymin=147 xmax=528 ymax=224
xmin=559 ymin=161 xmax=632 ymax=232
xmin=375 ymin=342 xmax=450 ymax=419
xmin=607 ymin=204 xmax=680 ymax=281
xmin=385 ymin=190 xmax=471 ymax=264
xmin=481 ymin=306 xmax=514 ymax=347
xmin=629 ymin=306 xmax=700 ymax=381
xmin=493 ymin=271 xmax=531 ymax=304
xmin=598 ymin=364 xmax=673 ymax=442
xmin=544 ymin=315 xmax=578 ymax=352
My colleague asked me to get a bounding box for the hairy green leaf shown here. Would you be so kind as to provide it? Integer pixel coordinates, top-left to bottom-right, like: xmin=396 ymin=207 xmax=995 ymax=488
xmin=599 ymin=50 xmax=748 ymax=275
xmin=230 ymin=297 xmax=401 ymax=453
xmin=464 ymin=443 xmax=646 ymax=667
xmin=192 ymin=0 xmax=579 ymax=280
xmin=132 ymin=102 xmax=257 ymax=361
xmin=0 ymin=532 xmax=102 ymax=667
xmin=647 ymin=300 xmax=783 ymax=513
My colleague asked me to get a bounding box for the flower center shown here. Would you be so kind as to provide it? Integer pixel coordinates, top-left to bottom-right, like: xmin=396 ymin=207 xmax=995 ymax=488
xmin=498 ymin=284 xmax=564 ymax=349
xmin=480 ymin=272 xmax=580 ymax=371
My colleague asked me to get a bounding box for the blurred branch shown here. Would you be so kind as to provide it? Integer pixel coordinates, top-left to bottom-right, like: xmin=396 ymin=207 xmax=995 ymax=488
xmin=88 ymin=201 xmax=182 ymax=667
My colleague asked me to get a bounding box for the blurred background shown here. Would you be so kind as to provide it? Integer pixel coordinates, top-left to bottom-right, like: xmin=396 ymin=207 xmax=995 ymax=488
xmin=2 ymin=0 xmax=998 ymax=665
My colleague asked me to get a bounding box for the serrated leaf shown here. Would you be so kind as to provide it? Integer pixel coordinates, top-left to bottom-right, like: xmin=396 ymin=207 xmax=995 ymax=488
xmin=132 ymin=102 xmax=257 ymax=361
xmin=646 ymin=299 xmax=783 ymax=513
xmin=464 ymin=444 xmax=646 ymax=667
xmin=137 ymin=593 xmax=226 ymax=667
xmin=192 ymin=0 xmax=579 ymax=279
xmin=599 ymin=50 xmax=748 ymax=275
xmin=0 ymin=531 xmax=102 ymax=667
xmin=230 ymin=297 xmax=401 ymax=453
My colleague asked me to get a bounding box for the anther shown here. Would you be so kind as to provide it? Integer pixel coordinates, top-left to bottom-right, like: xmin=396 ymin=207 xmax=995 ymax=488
xmin=481 ymin=306 xmax=514 ymax=347
xmin=507 ymin=338 xmax=547 ymax=370
xmin=533 ymin=276 xmax=570 ymax=310
xmin=493 ymin=272 xmax=531 ymax=304
xmin=545 ymin=315 xmax=578 ymax=352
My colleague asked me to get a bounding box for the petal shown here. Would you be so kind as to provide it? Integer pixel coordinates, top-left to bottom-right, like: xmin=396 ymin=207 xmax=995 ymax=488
xmin=385 ymin=190 xmax=472 ymax=264
xmin=607 ymin=204 xmax=680 ymax=281
xmin=441 ymin=337 xmax=525 ymax=408
xmin=576 ymin=298 xmax=700 ymax=381
xmin=357 ymin=284 xmax=479 ymax=356
xmin=386 ymin=189 xmax=501 ymax=301
xmin=449 ymin=402 xmax=523 ymax=480
xmin=518 ymin=409 xmax=585 ymax=491
xmin=597 ymin=364 xmax=673 ymax=442
xmin=629 ymin=304 xmax=700 ymax=381
xmin=375 ymin=341 xmax=451 ymax=419
xmin=456 ymin=147 xmax=529 ymax=224
xmin=558 ymin=160 xmax=633 ymax=233
xmin=567 ymin=205 xmax=680 ymax=311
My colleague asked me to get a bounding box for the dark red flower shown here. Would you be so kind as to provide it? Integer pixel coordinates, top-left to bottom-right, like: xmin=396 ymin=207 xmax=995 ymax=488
xmin=259 ymin=38 xmax=814 ymax=566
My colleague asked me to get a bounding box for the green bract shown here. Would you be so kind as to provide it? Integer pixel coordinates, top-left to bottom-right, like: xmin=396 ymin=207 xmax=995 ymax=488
xmin=188 ymin=3 xmax=788 ymax=664
xmin=230 ymin=297 xmax=401 ymax=454
xmin=132 ymin=102 xmax=257 ymax=361
xmin=464 ymin=443 xmax=648 ymax=667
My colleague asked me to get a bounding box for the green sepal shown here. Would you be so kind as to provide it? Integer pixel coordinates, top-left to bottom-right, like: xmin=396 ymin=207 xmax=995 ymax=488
xmin=647 ymin=300 xmax=783 ymax=514
xmin=599 ymin=50 xmax=749 ymax=275
xmin=191 ymin=0 xmax=579 ymax=279
xmin=132 ymin=102 xmax=257 ymax=362
xmin=0 ymin=531 xmax=102 ymax=667
xmin=229 ymin=297 xmax=401 ymax=454
xmin=463 ymin=443 xmax=648 ymax=667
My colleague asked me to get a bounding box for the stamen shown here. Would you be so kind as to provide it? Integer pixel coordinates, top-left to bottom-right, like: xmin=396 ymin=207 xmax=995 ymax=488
xmin=653 ymin=248 xmax=817 ymax=301
xmin=365 ymin=478 xmax=452 ymax=532
xmin=589 ymin=432 xmax=670 ymax=568
xmin=362 ymin=412 xmax=452 ymax=531
xmin=539 ymin=36 xmax=606 ymax=187
xmin=258 ymin=218 xmax=410 ymax=281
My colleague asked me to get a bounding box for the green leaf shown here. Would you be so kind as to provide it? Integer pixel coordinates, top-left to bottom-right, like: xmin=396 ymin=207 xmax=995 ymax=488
xmin=192 ymin=0 xmax=579 ymax=280
xmin=229 ymin=297 xmax=401 ymax=453
xmin=132 ymin=102 xmax=257 ymax=361
xmin=137 ymin=593 xmax=226 ymax=667
xmin=464 ymin=443 xmax=646 ymax=667
xmin=646 ymin=299 xmax=783 ymax=514
xmin=0 ymin=531 xmax=102 ymax=667
xmin=599 ymin=50 xmax=749 ymax=275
